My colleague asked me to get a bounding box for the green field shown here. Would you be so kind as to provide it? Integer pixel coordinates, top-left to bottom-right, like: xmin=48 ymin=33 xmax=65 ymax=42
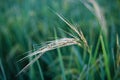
xmin=0 ymin=0 xmax=120 ymax=80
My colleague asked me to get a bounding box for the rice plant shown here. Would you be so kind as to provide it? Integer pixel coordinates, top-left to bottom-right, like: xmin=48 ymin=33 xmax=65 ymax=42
xmin=0 ymin=0 xmax=120 ymax=80
xmin=17 ymin=13 xmax=89 ymax=76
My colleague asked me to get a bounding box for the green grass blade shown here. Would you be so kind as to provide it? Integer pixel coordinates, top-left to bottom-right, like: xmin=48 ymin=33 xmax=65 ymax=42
xmin=33 ymin=44 xmax=44 ymax=80
xmin=0 ymin=59 xmax=6 ymax=80
xmin=36 ymin=60 xmax=44 ymax=80
xmin=54 ymin=29 xmax=66 ymax=80
xmin=93 ymin=35 xmax=101 ymax=62
xmin=57 ymin=48 xmax=67 ymax=80
xmin=100 ymin=35 xmax=111 ymax=80
xmin=29 ymin=57 xmax=35 ymax=80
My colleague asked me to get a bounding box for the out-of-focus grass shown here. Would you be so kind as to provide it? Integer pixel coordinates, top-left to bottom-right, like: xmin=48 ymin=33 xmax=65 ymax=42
xmin=0 ymin=0 xmax=120 ymax=80
xmin=0 ymin=59 xmax=6 ymax=80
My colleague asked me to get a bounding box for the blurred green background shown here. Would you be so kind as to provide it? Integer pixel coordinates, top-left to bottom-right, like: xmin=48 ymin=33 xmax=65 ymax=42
xmin=0 ymin=0 xmax=120 ymax=80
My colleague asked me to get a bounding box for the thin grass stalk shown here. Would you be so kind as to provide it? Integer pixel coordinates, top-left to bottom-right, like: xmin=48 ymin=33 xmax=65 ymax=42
xmin=116 ymin=34 xmax=120 ymax=68
xmin=100 ymin=35 xmax=111 ymax=80
xmin=80 ymin=0 xmax=107 ymax=35
xmin=36 ymin=60 xmax=44 ymax=80
xmin=0 ymin=59 xmax=6 ymax=80
xmin=54 ymin=29 xmax=67 ymax=80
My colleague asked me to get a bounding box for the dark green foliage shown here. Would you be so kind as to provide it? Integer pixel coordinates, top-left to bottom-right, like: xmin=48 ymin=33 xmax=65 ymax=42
xmin=0 ymin=0 xmax=120 ymax=80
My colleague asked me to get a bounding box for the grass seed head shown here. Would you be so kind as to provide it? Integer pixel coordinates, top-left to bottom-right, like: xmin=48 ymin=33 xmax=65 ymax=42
xmin=17 ymin=13 xmax=89 ymax=76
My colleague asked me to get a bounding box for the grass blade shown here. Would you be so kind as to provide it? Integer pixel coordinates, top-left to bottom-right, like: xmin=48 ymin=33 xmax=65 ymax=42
xmin=0 ymin=59 xmax=6 ymax=80
xmin=36 ymin=60 xmax=44 ymax=80
xmin=100 ymin=35 xmax=111 ymax=80
xmin=54 ymin=29 xmax=66 ymax=80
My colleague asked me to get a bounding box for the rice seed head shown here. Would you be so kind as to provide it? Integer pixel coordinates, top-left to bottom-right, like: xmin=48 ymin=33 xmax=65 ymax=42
xmin=17 ymin=13 xmax=89 ymax=76
xmin=18 ymin=38 xmax=80 ymax=61
xmin=55 ymin=13 xmax=88 ymax=48
xmin=17 ymin=38 xmax=82 ymax=76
